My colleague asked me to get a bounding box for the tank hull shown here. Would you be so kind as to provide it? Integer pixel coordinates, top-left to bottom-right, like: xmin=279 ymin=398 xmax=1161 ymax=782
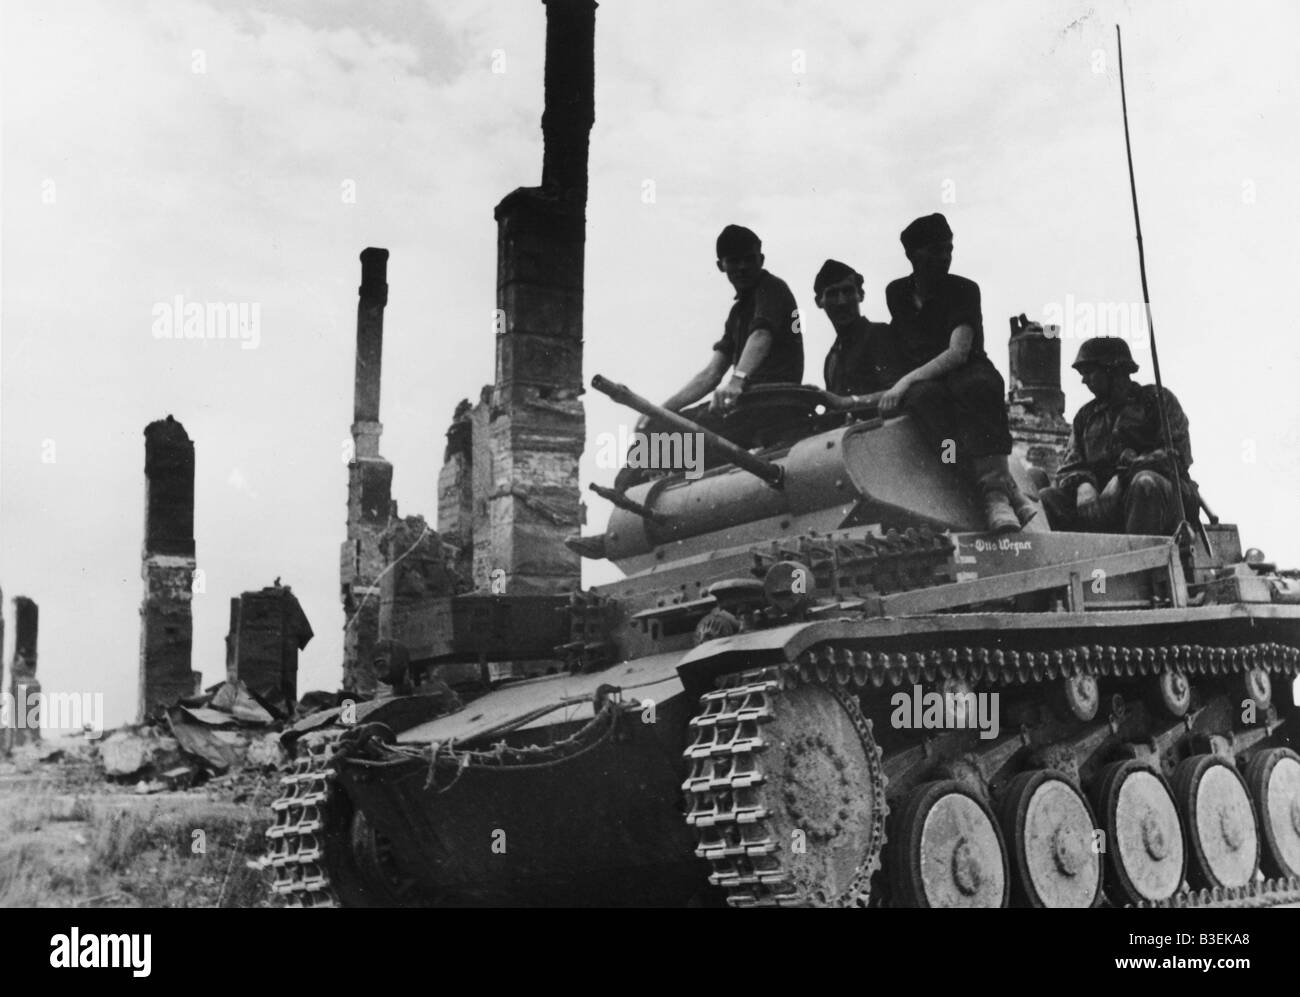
xmin=266 ymin=602 xmax=1300 ymax=907
xmin=335 ymin=693 xmax=708 ymax=906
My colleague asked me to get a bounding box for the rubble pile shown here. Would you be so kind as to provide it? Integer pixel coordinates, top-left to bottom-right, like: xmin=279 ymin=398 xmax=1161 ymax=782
xmin=92 ymin=679 xmax=336 ymax=794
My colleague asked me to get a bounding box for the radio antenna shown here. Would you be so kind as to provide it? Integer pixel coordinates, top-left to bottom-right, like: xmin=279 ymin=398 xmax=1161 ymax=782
xmin=1115 ymin=25 xmax=1190 ymax=532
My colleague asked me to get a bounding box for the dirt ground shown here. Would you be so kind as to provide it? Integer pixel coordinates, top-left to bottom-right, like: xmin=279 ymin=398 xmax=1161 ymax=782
xmin=0 ymin=737 xmax=277 ymax=908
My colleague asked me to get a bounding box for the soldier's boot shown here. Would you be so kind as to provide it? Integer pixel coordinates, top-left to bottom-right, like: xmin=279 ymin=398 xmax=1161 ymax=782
xmin=971 ymin=456 xmax=1022 ymax=534
xmin=995 ymin=455 xmax=1039 ymax=527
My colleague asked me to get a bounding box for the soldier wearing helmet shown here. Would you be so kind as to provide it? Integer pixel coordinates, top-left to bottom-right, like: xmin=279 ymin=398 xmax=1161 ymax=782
xmin=1038 ymin=336 xmax=1194 ymax=535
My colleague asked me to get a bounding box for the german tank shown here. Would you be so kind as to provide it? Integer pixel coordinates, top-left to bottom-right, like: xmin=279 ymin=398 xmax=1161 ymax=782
xmin=266 ymin=340 xmax=1300 ymax=909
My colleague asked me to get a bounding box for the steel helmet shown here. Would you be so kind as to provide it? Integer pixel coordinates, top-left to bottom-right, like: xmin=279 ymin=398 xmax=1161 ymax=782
xmin=1072 ymin=337 xmax=1139 ymax=373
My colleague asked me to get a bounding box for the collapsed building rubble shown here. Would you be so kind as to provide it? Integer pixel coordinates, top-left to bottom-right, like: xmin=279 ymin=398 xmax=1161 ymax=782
xmin=94 ymin=676 xmax=312 ymax=791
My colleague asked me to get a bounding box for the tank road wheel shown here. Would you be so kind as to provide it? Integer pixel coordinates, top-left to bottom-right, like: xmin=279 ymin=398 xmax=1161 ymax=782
xmin=1246 ymin=748 xmax=1300 ymax=879
xmin=890 ymin=781 xmax=1009 ymax=907
xmin=1172 ymin=755 xmax=1260 ymax=890
xmin=1093 ymin=761 xmax=1185 ymax=905
xmin=1054 ymin=673 xmax=1100 ymax=722
xmin=683 ymin=677 xmax=887 ymax=907
xmin=1145 ymin=670 xmax=1191 ymax=720
xmin=998 ymin=770 xmax=1102 ymax=908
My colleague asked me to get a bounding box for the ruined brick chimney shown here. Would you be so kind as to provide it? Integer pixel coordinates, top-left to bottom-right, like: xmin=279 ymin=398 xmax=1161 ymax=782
xmin=341 ymin=248 xmax=394 ymax=694
xmin=139 ymin=415 xmax=201 ymax=719
xmin=6 ymin=596 xmax=40 ymax=746
xmin=448 ymin=0 xmax=595 ymax=596
xmin=0 ymin=588 xmax=5 ymax=753
xmin=1007 ymin=315 xmax=1071 ymax=477
xmin=226 ymin=581 xmax=314 ymax=714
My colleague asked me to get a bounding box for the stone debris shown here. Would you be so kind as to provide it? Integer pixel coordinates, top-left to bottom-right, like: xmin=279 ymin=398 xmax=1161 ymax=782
xmin=100 ymin=729 xmax=185 ymax=778
xmin=160 ymin=765 xmax=196 ymax=791
xmin=244 ymin=732 xmax=285 ymax=770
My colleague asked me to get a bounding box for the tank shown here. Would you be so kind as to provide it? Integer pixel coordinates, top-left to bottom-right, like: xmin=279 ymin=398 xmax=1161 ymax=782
xmin=266 ymin=371 xmax=1300 ymax=909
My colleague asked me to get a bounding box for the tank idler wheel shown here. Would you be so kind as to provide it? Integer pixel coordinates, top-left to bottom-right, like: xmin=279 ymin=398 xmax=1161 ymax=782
xmin=1171 ymin=754 xmax=1259 ymax=890
xmin=1146 ymin=670 xmax=1191 ymax=719
xmin=889 ymin=780 xmax=1008 ymax=907
xmin=1092 ymin=760 xmax=1185 ymax=905
xmin=1054 ymin=673 xmax=1099 ymax=722
xmin=998 ymin=770 xmax=1102 ymax=907
xmin=1246 ymin=748 xmax=1300 ymax=879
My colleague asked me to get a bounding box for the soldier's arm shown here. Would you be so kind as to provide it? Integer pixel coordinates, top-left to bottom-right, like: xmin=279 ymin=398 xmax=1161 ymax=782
xmin=1163 ymin=388 xmax=1192 ymax=469
xmin=878 ymin=325 xmax=973 ymax=416
xmin=733 ymin=327 xmax=772 ymax=378
xmin=1125 ymin=387 xmax=1192 ymax=475
xmin=900 ymin=324 xmax=973 ymax=384
xmin=1055 ymin=418 xmax=1099 ymax=494
xmin=661 ymin=349 xmax=730 ymax=413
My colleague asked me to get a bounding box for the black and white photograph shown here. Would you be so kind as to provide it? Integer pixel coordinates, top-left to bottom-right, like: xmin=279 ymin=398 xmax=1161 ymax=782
xmin=2 ymin=0 xmax=1299 ymax=953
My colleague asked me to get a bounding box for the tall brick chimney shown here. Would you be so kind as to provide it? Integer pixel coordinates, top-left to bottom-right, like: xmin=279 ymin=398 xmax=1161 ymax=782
xmin=477 ymin=0 xmax=596 ymax=595
xmin=0 ymin=587 xmax=5 ymax=753
xmin=139 ymin=416 xmax=201 ymax=719
xmin=1007 ymin=315 xmax=1071 ymax=477
xmin=341 ymin=248 xmax=394 ymax=694
xmin=541 ymin=0 xmax=597 ymax=200
xmin=6 ymin=596 xmax=40 ymax=746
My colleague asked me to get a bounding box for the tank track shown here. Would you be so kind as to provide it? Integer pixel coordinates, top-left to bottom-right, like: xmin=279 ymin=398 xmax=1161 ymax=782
xmin=265 ymin=729 xmax=345 ymax=908
xmin=684 ymin=639 xmax=1300 ymax=909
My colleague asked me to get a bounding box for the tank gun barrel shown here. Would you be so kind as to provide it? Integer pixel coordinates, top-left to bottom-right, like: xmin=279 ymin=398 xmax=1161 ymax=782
xmin=591 ymin=374 xmax=785 ymax=488
xmin=588 ymin=483 xmax=668 ymax=525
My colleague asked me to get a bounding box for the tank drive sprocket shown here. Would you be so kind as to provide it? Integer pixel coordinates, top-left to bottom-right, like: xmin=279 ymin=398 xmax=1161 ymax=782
xmin=683 ymin=668 xmax=888 ymax=907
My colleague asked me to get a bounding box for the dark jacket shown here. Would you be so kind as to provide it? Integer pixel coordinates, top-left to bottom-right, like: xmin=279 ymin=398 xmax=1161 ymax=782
xmin=1056 ymin=382 xmax=1192 ymax=495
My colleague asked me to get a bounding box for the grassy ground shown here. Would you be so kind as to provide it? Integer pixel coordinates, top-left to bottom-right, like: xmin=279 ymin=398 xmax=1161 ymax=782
xmin=0 ymin=756 xmax=277 ymax=908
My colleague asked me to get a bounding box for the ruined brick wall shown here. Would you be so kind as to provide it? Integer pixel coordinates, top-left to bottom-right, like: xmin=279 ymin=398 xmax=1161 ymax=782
xmin=436 ymin=400 xmax=475 ymax=583
xmin=7 ymin=596 xmax=40 ymax=746
xmin=379 ymin=516 xmax=465 ymax=653
xmin=469 ymin=389 xmax=494 ymax=591
xmin=486 ymin=193 xmax=586 ymax=595
xmin=139 ymin=417 xmax=200 ymax=720
xmin=0 ymin=588 xmax=6 ymax=753
xmin=1007 ymin=317 xmax=1071 ymax=478
xmin=341 ymin=248 xmax=393 ymax=694
xmin=226 ymin=583 xmax=313 ymax=713
xmin=436 ymin=0 xmax=594 ymax=598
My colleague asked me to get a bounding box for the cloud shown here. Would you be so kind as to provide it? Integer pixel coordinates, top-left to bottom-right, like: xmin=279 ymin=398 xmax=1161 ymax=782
xmin=4 ymin=0 xmax=1298 ymax=726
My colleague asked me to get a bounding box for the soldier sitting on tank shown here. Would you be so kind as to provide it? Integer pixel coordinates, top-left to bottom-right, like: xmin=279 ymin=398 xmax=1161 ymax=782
xmin=813 ymin=259 xmax=902 ymax=407
xmin=1038 ymin=337 xmax=1194 ymax=535
xmin=616 ymin=224 xmax=803 ymax=490
xmin=878 ymin=212 xmax=1035 ymax=533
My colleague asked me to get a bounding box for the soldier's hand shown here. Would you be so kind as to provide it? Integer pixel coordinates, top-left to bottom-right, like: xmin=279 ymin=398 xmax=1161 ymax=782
xmin=879 ymin=379 xmax=910 ymax=417
xmin=711 ymin=377 xmax=745 ymax=414
xmin=1099 ymin=475 xmax=1123 ymax=517
xmin=1076 ymin=482 xmax=1102 ymax=523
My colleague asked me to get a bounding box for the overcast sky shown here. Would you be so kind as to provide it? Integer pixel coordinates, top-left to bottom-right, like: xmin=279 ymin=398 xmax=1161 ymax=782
xmin=3 ymin=0 xmax=1298 ymax=728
